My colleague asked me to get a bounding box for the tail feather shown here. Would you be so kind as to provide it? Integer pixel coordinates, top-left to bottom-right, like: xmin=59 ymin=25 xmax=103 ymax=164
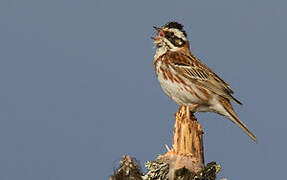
xmin=230 ymin=94 xmax=243 ymax=106
xmin=219 ymin=99 xmax=257 ymax=143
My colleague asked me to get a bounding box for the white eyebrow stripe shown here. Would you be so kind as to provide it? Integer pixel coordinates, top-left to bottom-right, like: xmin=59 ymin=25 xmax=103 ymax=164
xmin=169 ymin=28 xmax=187 ymax=41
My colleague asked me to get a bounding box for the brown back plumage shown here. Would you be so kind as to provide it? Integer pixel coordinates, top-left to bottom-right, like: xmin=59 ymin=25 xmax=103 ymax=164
xmin=162 ymin=43 xmax=242 ymax=105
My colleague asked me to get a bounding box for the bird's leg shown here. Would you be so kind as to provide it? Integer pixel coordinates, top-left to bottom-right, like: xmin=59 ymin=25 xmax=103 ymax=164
xmin=189 ymin=104 xmax=199 ymax=112
xmin=185 ymin=104 xmax=199 ymax=120
xmin=178 ymin=105 xmax=198 ymax=119
xmin=186 ymin=106 xmax=190 ymax=120
xmin=181 ymin=105 xmax=186 ymax=113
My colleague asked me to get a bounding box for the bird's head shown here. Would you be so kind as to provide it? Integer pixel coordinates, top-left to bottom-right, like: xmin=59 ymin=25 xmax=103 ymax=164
xmin=152 ymin=21 xmax=188 ymax=50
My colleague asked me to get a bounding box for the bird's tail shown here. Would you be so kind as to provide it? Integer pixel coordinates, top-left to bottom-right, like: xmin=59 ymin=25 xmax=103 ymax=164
xmin=218 ymin=98 xmax=257 ymax=143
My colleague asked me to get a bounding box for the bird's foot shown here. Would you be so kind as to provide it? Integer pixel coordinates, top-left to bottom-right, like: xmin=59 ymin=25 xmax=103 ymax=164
xmin=178 ymin=105 xmax=198 ymax=120
xmin=187 ymin=104 xmax=198 ymax=120
xmin=178 ymin=106 xmax=186 ymax=117
xmin=189 ymin=104 xmax=199 ymax=112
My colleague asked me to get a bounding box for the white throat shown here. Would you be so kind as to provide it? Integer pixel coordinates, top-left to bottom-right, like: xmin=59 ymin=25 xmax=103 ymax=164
xmin=153 ymin=36 xmax=181 ymax=59
xmin=154 ymin=44 xmax=180 ymax=60
xmin=154 ymin=46 xmax=168 ymax=60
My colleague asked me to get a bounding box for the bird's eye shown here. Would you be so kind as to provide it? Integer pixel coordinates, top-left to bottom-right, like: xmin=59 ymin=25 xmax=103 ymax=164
xmin=170 ymin=32 xmax=174 ymax=36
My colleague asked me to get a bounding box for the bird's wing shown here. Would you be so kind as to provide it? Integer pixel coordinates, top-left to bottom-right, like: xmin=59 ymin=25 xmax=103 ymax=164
xmin=165 ymin=51 xmax=242 ymax=105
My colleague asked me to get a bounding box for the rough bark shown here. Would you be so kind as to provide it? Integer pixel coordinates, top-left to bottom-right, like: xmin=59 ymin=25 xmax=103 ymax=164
xmin=110 ymin=106 xmax=222 ymax=180
xmin=109 ymin=156 xmax=142 ymax=180
xmin=162 ymin=106 xmax=205 ymax=179
xmin=110 ymin=156 xmax=221 ymax=180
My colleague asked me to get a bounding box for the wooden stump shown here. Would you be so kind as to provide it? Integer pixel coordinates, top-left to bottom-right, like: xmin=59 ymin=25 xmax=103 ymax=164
xmin=163 ymin=106 xmax=205 ymax=179
xmin=110 ymin=106 xmax=222 ymax=180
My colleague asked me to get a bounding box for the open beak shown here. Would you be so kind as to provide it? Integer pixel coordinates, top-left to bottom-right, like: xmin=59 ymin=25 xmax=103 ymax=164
xmin=152 ymin=26 xmax=163 ymax=40
xmin=153 ymin=26 xmax=161 ymax=32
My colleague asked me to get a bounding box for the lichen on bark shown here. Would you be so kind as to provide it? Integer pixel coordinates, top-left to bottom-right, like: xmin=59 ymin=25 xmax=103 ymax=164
xmin=110 ymin=155 xmax=221 ymax=180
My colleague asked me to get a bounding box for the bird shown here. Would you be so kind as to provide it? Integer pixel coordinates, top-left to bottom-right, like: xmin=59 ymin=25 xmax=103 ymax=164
xmin=152 ymin=21 xmax=257 ymax=143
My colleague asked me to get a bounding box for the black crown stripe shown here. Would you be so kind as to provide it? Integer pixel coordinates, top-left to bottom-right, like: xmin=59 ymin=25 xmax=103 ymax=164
xmin=163 ymin=21 xmax=187 ymax=37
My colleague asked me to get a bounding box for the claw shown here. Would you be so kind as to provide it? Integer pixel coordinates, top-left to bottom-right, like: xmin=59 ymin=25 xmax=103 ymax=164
xmin=189 ymin=104 xmax=199 ymax=112
xmin=180 ymin=106 xmax=185 ymax=116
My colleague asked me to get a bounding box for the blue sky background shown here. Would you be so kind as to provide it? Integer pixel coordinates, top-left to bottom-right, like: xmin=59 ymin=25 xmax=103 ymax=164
xmin=0 ymin=0 xmax=286 ymax=179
